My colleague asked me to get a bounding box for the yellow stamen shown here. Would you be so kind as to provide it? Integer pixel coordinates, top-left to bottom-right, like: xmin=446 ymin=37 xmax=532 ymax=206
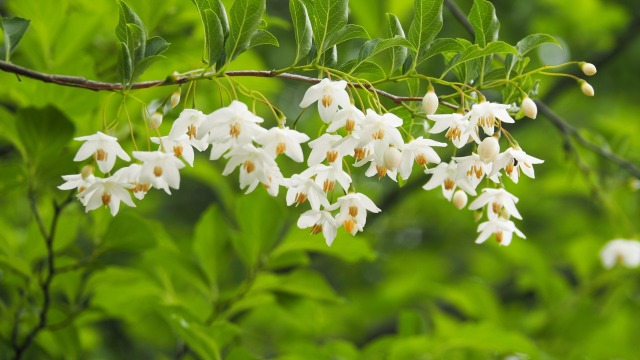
xmin=153 ymin=166 xmax=163 ymax=177
xmin=243 ymin=160 xmax=255 ymax=174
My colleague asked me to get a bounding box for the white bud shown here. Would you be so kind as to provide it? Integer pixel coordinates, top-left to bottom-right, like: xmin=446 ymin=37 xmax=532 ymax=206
xmin=521 ymin=96 xmax=537 ymax=119
xmin=383 ymin=146 xmax=402 ymax=171
xmin=477 ymin=137 xmax=500 ymax=164
xmin=581 ymin=62 xmax=597 ymax=76
xmin=581 ymin=82 xmax=595 ymax=97
xmin=452 ymin=190 xmax=468 ymax=209
xmin=150 ymin=111 xmax=163 ymax=129
xmin=170 ymin=90 xmax=181 ymax=108
xmin=421 ymin=90 xmax=439 ymax=116
xmin=81 ymin=164 xmax=94 ymax=179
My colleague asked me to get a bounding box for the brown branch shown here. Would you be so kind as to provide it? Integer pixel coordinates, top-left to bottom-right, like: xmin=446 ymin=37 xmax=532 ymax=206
xmin=0 ymin=60 xmax=458 ymax=109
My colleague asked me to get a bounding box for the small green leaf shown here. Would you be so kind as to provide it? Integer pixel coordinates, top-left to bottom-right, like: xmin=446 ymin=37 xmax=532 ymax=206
xmin=468 ymin=0 xmax=499 ymax=47
xmin=204 ymin=9 xmax=225 ymax=65
xmin=443 ymin=41 xmax=517 ymax=75
xmin=247 ymin=29 xmax=279 ymax=49
xmin=226 ymin=0 xmax=266 ymax=61
xmin=386 ymin=13 xmax=408 ymax=73
xmin=418 ymin=38 xmax=466 ymax=64
xmin=324 ymin=24 xmax=369 ymax=51
xmin=302 ymin=0 xmax=348 ymax=57
xmin=115 ymin=0 xmax=146 ymax=44
xmin=359 ymin=36 xmax=415 ymax=64
xmin=408 ymin=0 xmax=444 ymax=61
xmin=351 ymin=61 xmax=386 ymax=79
xmin=117 ymin=41 xmax=132 ymax=85
xmin=0 ymin=17 xmax=31 ymax=61
xmin=290 ymin=0 xmax=313 ymax=64
xmin=144 ymin=36 xmax=170 ymax=57
xmin=126 ymin=23 xmax=147 ymax=65
xmin=516 ymin=33 xmax=562 ymax=56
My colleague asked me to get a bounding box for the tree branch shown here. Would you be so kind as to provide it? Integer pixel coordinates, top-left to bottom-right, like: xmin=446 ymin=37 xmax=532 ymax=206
xmin=0 ymin=60 xmax=458 ymax=109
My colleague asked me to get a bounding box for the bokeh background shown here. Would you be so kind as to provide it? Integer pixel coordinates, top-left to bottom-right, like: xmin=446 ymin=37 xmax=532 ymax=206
xmin=1 ymin=0 xmax=639 ymax=358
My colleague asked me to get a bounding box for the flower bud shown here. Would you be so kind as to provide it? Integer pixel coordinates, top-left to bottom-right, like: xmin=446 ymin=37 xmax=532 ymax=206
xmin=383 ymin=146 xmax=402 ymax=171
xmin=170 ymin=89 xmax=181 ymax=108
xmin=478 ymin=137 xmax=500 ymax=164
xmin=452 ymin=190 xmax=468 ymax=209
xmin=473 ymin=209 xmax=483 ymax=222
xmin=521 ymin=96 xmax=537 ymax=119
xmin=81 ymin=164 xmax=94 ymax=179
xmin=581 ymin=62 xmax=597 ymax=76
xmin=150 ymin=111 xmax=163 ymax=129
xmin=168 ymin=71 xmax=180 ymax=83
xmin=422 ymin=89 xmax=439 ymax=116
xmin=581 ymin=82 xmax=595 ymax=97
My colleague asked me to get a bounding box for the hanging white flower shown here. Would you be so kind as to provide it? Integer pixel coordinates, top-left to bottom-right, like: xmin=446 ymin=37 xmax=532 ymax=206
xmin=299 ymin=78 xmax=351 ymax=122
xmin=600 ymin=239 xmax=640 ymax=269
xmin=133 ymin=151 xmax=185 ymax=195
xmin=297 ymin=209 xmax=339 ymax=246
xmin=463 ymin=101 xmax=515 ymax=138
xmin=79 ymin=176 xmax=136 ymax=216
xmin=255 ymin=126 xmax=310 ymax=162
xmin=475 ymin=217 xmax=526 ymax=246
xmin=468 ymin=188 xmax=522 ymax=220
xmin=73 ymin=131 xmax=131 ymax=173
xmin=327 ymin=193 xmax=381 ymax=235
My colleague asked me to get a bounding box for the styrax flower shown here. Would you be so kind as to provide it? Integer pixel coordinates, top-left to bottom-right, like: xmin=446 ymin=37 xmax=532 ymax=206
xmin=453 ymin=153 xmax=496 ymax=190
xmin=299 ymin=78 xmax=351 ymax=122
xmin=327 ymin=105 xmax=365 ymax=132
xmin=58 ymin=173 xmax=96 ymax=194
xmin=307 ymin=134 xmax=344 ymax=166
xmin=475 ymin=217 xmax=526 ymax=246
xmin=168 ymin=109 xmax=209 ymax=150
xmin=328 ymin=193 xmax=381 ymax=235
xmin=428 ymin=113 xmax=472 ymax=148
xmin=151 ymin=134 xmax=196 ymax=167
xmin=297 ymin=209 xmax=338 ymax=246
xmin=79 ymin=176 xmax=136 ymax=216
xmin=74 ymin=131 xmax=131 ymax=173
xmin=423 ymin=161 xmax=476 ymax=201
xmin=256 ymin=126 xmax=310 ymax=162
xmin=399 ymin=137 xmax=446 ymax=180
xmin=285 ymin=174 xmax=330 ymax=210
xmin=600 ymin=239 xmax=640 ymax=269
xmin=464 ymin=101 xmax=515 ymax=138
xmin=301 ymin=163 xmax=352 ymax=193
xmin=133 ymin=151 xmax=185 ymax=194
xmin=112 ymin=164 xmax=150 ymax=200
xmin=491 ymin=146 xmax=544 ymax=183
xmin=468 ymin=188 xmax=522 ymax=220
xmin=223 ymin=144 xmax=278 ymax=194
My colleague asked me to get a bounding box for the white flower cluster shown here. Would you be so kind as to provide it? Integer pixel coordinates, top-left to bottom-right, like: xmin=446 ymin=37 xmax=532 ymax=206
xmin=600 ymin=239 xmax=640 ymax=269
xmin=60 ymin=78 xmax=546 ymax=247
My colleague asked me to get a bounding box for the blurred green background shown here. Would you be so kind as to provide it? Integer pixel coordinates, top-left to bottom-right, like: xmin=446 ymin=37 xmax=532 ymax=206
xmin=1 ymin=0 xmax=639 ymax=359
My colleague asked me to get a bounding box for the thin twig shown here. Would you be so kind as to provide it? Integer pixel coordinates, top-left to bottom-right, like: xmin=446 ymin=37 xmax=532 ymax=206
xmin=0 ymin=60 xmax=458 ymax=109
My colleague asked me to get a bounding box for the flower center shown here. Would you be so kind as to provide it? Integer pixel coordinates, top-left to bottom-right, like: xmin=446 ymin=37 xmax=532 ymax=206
xmin=354 ymin=148 xmax=368 ymax=160
xmin=505 ymin=160 xmax=515 ymax=175
xmin=243 ymin=160 xmax=255 ymax=174
xmin=478 ymin=114 xmax=496 ymax=128
xmin=349 ymin=206 xmax=359 ymax=217
xmin=345 ymin=119 xmax=356 ymax=132
xmin=467 ymin=165 xmax=484 ymax=179
xmin=230 ymin=123 xmax=241 ymax=138
xmin=492 ymin=202 xmax=502 ymax=214
xmin=173 ymin=145 xmax=183 ymax=157
xmin=495 ymin=231 xmax=504 ymax=244
xmin=323 ymin=179 xmax=335 ymax=192
xmin=415 ymin=154 xmax=428 ymax=167
xmin=344 ymin=218 xmax=356 ymax=233
xmin=94 ymin=148 xmax=107 ymax=161
xmin=376 ymin=165 xmax=387 ymax=178
xmin=295 ymin=192 xmax=308 ymax=205
xmin=372 ymin=129 xmax=385 ymax=140
xmin=187 ymin=124 xmax=197 ymax=139
xmin=445 ymin=126 xmax=462 ymax=141
xmin=321 ymin=95 xmax=333 ymax=108
xmin=311 ymin=223 xmax=323 ymax=235
xmin=444 ymin=178 xmax=456 ymax=190
xmin=101 ymin=192 xmax=111 ymax=206
xmin=326 ymin=150 xmax=338 ymax=163
xmin=154 ymin=166 xmax=163 ymax=177
xmin=276 ymin=142 xmax=286 ymax=156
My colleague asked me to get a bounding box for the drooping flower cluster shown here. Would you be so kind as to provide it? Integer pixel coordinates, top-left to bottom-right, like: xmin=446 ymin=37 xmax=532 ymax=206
xmin=60 ymin=78 xmax=550 ymax=247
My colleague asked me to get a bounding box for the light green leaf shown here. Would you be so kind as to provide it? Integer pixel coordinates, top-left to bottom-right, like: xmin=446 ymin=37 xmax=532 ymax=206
xmin=0 ymin=17 xmax=30 ymax=61
xmin=302 ymin=0 xmax=348 ymax=56
xmin=126 ymin=23 xmax=146 ymax=65
xmin=408 ymin=0 xmax=443 ymax=61
xmin=226 ymin=0 xmax=266 ymax=61
xmin=351 ymin=60 xmax=386 ymax=79
xmin=443 ymin=41 xmax=517 ymax=75
xmin=516 ymin=33 xmax=561 ymax=56
xmin=131 ymin=54 xmax=164 ymax=81
xmin=290 ymin=0 xmax=313 ymax=64
xmin=325 ymin=45 xmax=338 ymax=68
xmin=324 ymin=24 xmax=369 ymax=50
xmin=468 ymin=0 xmax=499 ymax=47
xmin=115 ymin=0 xmax=146 ymax=44
xmin=274 ymin=268 xmax=341 ymax=302
xmin=386 ymin=13 xmax=408 ymax=73
xmin=144 ymin=36 xmax=170 ymax=57
xmin=358 ymin=36 xmax=414 ymax=64
xmin=271 ymin=228 xmax=376 ymax=263
xmin=418 ymin=38 xmax=467 ymax=64
xmin=193 ymin=205 xmax=230 ymax=288
xmin=16 ymin=106 xmax=74 ymax=167
xmin=117 ymin=41 xmax=132 ymax=85
xmin=167 ymin=311 xmax=221 ymax=360
xmin=248 ymin=29 xmax=279 ymax=49
xmin=204 ymin=9 xmax=225 ymax=65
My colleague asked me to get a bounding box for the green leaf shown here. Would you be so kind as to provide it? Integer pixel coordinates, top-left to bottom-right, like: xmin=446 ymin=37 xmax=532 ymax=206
xmin=358 ymin=36 xmax=414 ymax=65
xmin=515 ymin=33 xmax=561 ymax=56
xmin=274 ymin=268 xmax=341 ymax=302
xmin=408 ymin=0 xmax=443 ymax=61
xmin=271 ymin=228 xmax=376 ymax=263
xmin=0 ymin=17 xmax=31 ymax=61
xmin=443 ymin=41 xmax=517 ymax=75
xmin=247 ymin=29 xmax=279 ymax=49
xmin=117 ymin=41 xmax=132 ymax=85
xmin=167 ymin=311 xmax=221 ymax=360
xmin=144 ymin=36 xmax=170 ymax=57
xmin=418 ymin=38 xmax=467 ymax=64
xmin=131 ymin=55 xmax=165 ymax=81
xmin=126 ymin=23 xmax=146 ymax=65
xmin=324 ymin=24 xmax=369 ymax=50
xmin=386 ymin=13 xmax=408 ymax=73
xmin=115 ymin=0 xmax=146 ymax=44
xmin=468 ymin=0 xmax=499 ymax=47
xmin=204 ymin=9 xmax=225 ymax=65
xmin=16 ymin=106 xmax=74 ymax=167
xmin=225 ymin=0 xmax=266 ymax=61
xmin=193 ymin=205 xmax=230 ymax=287
xmin=290 ymin=0 xmax=313 ymax=64
xmin=302 ymin=0 xmax=348 ymax=56
xmin=351 ymin=60 xmax=386 ymax=79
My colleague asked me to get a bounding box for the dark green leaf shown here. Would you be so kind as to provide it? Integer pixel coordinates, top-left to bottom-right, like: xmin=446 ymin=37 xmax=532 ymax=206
xmin=358 ymin=36 xmax=414 ymax=64
xmin=16 ymin=106 xmax=74 ymax=167
xmin=226 ymin=0 xmax=266 ymax=61
xmin=247 ymin=29 xmax=279 ymax=49
xmin=351 ymin=61 xmax=386 ymax=79
xmin=468 ymin=0 xmax=499 ymax=47
xmin=115 ymin=0 xmax=146 ymax=44
xmin=325 ymin=45 xmax=338 ymax=68
xmin=144 ymin=36 xmax=170 ymax=57
xmin=126 ymin=23 xmax=146 ymax=65
xmin=443 ymin=41 xmax=517 ymax=74
xmin=324 ymin=24 xmax=369 ymax=50
xmin=386 ymin=13 xmax=408 ymax=73
xmin=101 ymin=214 xmax=156 ymax=252
xmin=303 ymin=0 xmax=348 ymax=56
xmin=516 ymin=33 xmax=561 ymax=56
xmin=418 ymin=38 xmax=467 ymax=64
xmin=290 ymin=0 xmax=313 ymax=64
xmin=408 ymin=0 xmax=443 ymax=62
xmin=204 ymin=9 xmax=225 ymax=65
xmin=0 ymin=17 xmax=31 ymax=61
xmin=117 ymin=41 xmax=132 ymax=85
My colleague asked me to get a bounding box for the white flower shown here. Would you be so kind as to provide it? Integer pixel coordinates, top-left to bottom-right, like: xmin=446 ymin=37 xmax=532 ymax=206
xmin=600 ymin=239 xmax=640 ymax=269
xmin=255 ymin=126 xmax=310 ymax=162
xmin=299 ymin=78 xmax=351 ymax=122
xmin=297 ymin=209 xmax=338 ymax=246
xmin=475 ymin=218 xmax=526 ymax=246
xmin=463 ymin=101 xmax=515 ymax=138
xmin=468 ymin=188 xmax=522 ymax=220
xmin=327 ymin=105 xmax=365 ymax=133
xmin=521 ymin=96 xmax=537 ymax=119
xmin=112 ymin=163 xmax=150 ymax=200
xmin=422 ymin=89 xmax=439 ymax=115
xmin=133 ymin=151 xmax=185 ymax=194
xmin=151 ymin=134 xmax=196 ymax=167
xmin=423 ymin=161 xmax=477 ymax=201
xmin=453 ymin=153 xmax=495 ymax=189
xmin=307 ymin=134 xmax=344 ymax=166
xmin=491 ymin=147 xmax=544 ymax=183
xmin=222 ymin=144 xmax=278 ymax=194
xmin=58 ymin=173 xmax=96 ymax=194
xmin=79 ymin=177 xmax=135 ymax=216
xmin=301 ymin=163 xmax=352 ymax=193
xmin=168 ymin=109 xmax=209 ymax=150
xmin=200 ymin=101 xmax=266 ymax=160
xmin=73 ymin=131 xmax=131 ymax=173
xmin=357 ymin=109 xmax=404 ymax=148
xmin=428 ymin=113 xmax=472 ymax=148
xmin=399 ymin=137 xmax=446 ymax=180
xmin=355 ymin=152 xmax=398 ymax=182
xmin=285 ymin=174 xmax=330 ymax=210
xmin=262 ymin=165 xmax=286 ymax=197
xmin=328 ymin=193 xmax=381 ymax=235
